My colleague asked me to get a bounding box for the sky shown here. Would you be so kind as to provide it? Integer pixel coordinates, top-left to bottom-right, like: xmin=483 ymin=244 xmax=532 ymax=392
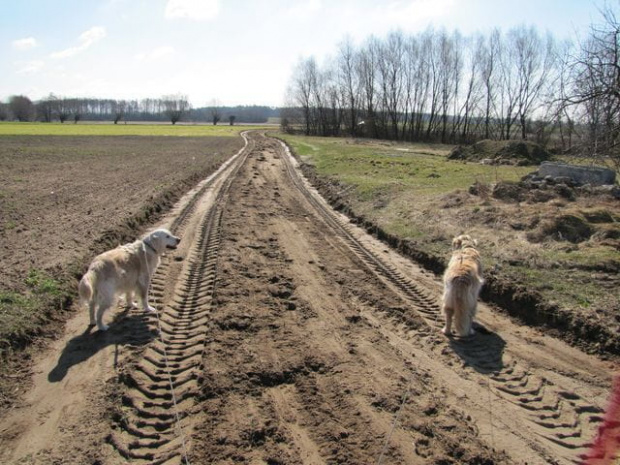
xmin=0 ymin=0 xmax=610 ymax=108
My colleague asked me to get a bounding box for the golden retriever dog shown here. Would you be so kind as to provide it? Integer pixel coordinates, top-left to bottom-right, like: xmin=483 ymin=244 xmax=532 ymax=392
xmin=79 ymin=228 xmax=180 ymax=331
xmin=441 ymin=234 xmax=483 ymax=337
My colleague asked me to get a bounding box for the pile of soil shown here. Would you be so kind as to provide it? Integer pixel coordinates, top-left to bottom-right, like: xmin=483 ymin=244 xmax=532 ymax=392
xmin=471 ymin=180 xmax=620 ymax=247
xmin=449 ymin=139 xmax=552 ymax=166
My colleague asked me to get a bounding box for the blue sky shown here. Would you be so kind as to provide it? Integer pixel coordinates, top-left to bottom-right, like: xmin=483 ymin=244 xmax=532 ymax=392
xmin=0 ymin=0 xmax=607 ymax=107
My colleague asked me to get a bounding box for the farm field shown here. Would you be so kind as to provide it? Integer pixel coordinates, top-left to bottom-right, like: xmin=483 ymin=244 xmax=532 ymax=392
xmin=0 ymin=129 xmax=617 ymax=464
xmin=279 ymin=134 xmax=620 ymax=356
xmin=0 ymin=121 xmax=274 ymax=137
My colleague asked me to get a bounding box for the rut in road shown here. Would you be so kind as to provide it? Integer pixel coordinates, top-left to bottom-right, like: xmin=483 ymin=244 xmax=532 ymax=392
xmin=106 ymin=134 xmax=253 ymax=464
xmin=106 ymin=132 xmax=612 ymax=465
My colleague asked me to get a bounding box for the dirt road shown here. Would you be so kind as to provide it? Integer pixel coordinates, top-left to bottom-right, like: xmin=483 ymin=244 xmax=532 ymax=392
xmin=0 ymin=132 xmax=617 ymax=464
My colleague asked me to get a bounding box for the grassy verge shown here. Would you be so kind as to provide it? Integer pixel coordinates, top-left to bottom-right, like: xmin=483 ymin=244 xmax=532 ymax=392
xmin=0 ymin=121 xmax=274 ymax=137
xmin=0 ymin=270 xmax=70 ymax=351
xmin=278 ymin=133 xmax=620 ymax=356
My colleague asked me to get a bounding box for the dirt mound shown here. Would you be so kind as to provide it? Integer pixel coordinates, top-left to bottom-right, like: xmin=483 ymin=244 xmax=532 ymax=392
xmin=527 ymin=213 xmax=595 ymax=244
xmin=449 ymin=139 xmax=552 ymax=166
xmin=491 ymin=181 xmax=526 ymax=203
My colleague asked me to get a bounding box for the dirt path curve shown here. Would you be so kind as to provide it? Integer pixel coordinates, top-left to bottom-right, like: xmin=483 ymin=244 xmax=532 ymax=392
xmin=1 ymin=131 xmax=617 ymax=465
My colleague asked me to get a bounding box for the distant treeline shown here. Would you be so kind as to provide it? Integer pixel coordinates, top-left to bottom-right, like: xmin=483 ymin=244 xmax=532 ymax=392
xmin=283 ymin=5 xmax=620 ymax=165
xmin=0 ymin=94 xmax=279 ymax=125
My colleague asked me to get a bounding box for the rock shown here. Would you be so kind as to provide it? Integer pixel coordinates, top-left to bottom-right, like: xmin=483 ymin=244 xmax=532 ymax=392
xmin=539 ymin=162 xmax=616 ymax=186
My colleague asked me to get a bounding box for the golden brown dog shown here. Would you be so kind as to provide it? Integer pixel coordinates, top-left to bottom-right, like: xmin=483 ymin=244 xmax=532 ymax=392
xmin=79 ymin=228 xmax=180 ymax=331
xmin=441 ymin=234 xmax=483 ymax=337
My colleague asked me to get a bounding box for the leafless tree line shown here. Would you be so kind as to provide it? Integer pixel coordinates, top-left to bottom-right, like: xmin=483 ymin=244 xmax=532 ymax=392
xmin=284 ymin=7 xmax=620 ymax=161
xmin=0 ymin=94 xmax=191 ymax=125
xmin=0 ymin=95 xmax=280 ymax=126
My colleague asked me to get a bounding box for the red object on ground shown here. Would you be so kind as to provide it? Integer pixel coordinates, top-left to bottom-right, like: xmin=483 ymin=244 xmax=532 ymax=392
xmin=581 ymin=374 xmax=620 ymax=464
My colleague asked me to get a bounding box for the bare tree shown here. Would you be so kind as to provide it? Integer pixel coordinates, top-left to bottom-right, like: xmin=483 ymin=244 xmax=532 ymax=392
xmin=9 ymin=95 xmax=34 ymax=122
xmin=357 ymin=36 xmax=380 ymax=138
xmin=379 ymin=31 xmax=406 ymax=139
xmin=162 ymin=94 xmax=190 ymax=124
xmin=438 ymin=30 xmax=462 ymax=143
xmin=209 ymin=99 xmax=221 ymax=125
xmin=290 ymin=58 xmax=314 ymax=135
xmin=409 ymin=33 xmax=432 ymax=140
xmin=36 ymin=94 xmax=57 ymax=122
xmin=56 ymin=98 xmax=71 ymax=123
xmin=111 ymin=100 xmax=127 ymax=124
xmin=338 ymin=37 xmax=361 ymax=136
xmin=229 ymin=115 xmax=236 ymax=125
xmin=564 ymin=5 xmax=620 ymax=165
xmin=424 ymin=29 xmax=443 ymax=141
xmin=323 ymin=61 xmax=344 ymax=136
xmin=0 ymin=102 xmax=8 ymax=121
xmin=478 ymin=29 xmax=501 ymax=139
xmin=67 ymin=98 xmax=84 ymax=123
xmin=457 ymin=35 xmax=484 ymax=142
xmin=510 ymin=26 xmax=557 ymax=140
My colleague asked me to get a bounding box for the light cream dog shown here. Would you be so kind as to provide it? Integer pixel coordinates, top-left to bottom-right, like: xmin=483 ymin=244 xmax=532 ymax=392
xmin=441 ymin=234 xmax=484 ymax=337
xmin=79 ymin=228 xmax=180 ymax=331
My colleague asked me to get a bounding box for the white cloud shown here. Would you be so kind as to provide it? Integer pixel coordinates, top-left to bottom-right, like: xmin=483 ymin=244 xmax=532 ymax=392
xmin=135 ymin=45 xmax=175 ymax=62
xmin=12 ymin=37 xmax=38 ymax=51
xmin=165 ymin=0 xmax=219 ymax=21
xmin=51 ymin=26 xmax=106 ymax=59
xmin=16 ymin=60 xmax=44 ymax=74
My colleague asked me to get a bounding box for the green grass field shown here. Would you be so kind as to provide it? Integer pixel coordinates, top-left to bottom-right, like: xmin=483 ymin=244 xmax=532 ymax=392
xmin=279 ymin=134 xmax=531 ymax=199
xmin=0 ymin=121 xmax=274 ymax=137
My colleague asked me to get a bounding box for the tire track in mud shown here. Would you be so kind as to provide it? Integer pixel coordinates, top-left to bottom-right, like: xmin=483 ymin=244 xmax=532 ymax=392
xmin=106 ymin=135 xmax=253 ymax=464
xmin=274 ymin=136 xmax=606 ymax=463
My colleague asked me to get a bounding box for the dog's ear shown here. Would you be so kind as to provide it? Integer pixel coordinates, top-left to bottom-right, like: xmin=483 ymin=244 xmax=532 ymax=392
xmin=473 ymin=238 xmax=478 ymax=247
xmin=149 ymin=231 xmax=162 ymax=245
xmin=452 ymin=236 xmax=462 ymax=250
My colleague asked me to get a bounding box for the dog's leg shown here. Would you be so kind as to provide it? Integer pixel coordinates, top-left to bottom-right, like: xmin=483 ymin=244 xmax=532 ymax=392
xmin=124 ymin=291 xmax=137 ymax=309
xmin=468 ymin=302 xmax=477 ymax=336
xmin=456 ymin=305 xmax=475 ymax=337
xmin=96 ymin=312 xmax=109 ymax=331
xmin=96 ymin=297 xmax=111 ymax=331
xmin=88 ymin=300 xmax=96 ymax=327
xmin=138 ymin=279 xmax=156 ymax=313
xmin=442 ymin=306 xmax=453 ymax=335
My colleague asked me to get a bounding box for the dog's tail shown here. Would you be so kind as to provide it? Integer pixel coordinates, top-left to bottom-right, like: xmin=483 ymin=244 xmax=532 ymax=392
xmin=78 ymin=269 xmax=95 ymax=307
xmin=448 ymin=276 xmax=481 ymax=337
